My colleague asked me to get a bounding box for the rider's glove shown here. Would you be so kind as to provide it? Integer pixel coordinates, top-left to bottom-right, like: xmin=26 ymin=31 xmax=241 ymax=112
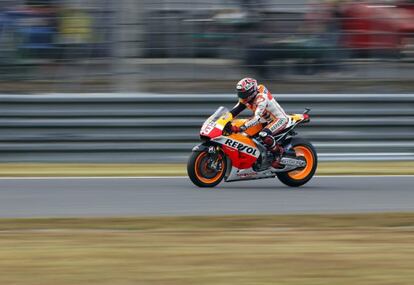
xmin=231 ymin=125 xmax=241 ymax=133
xmin=231 ymin=125 xmax=246 ymax=133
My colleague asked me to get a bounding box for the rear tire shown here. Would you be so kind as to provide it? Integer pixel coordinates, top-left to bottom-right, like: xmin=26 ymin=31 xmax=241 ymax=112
xmin=187 ymin=151 xmax=227 ymax=188
xmin=277 ymin=141 xmax=318 ymax=187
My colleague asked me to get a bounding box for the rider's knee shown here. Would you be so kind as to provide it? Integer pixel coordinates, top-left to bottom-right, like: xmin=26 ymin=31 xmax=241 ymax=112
xmin=259 ymin=128 xmax=275 ymax=147
xmin=259 ymin=128 xmax=272 ymax=138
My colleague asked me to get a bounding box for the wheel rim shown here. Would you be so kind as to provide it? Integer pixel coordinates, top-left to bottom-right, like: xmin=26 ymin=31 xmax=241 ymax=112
xmin=194 ymin=152 xmax=224 ymax=184
xmin=287 ymin=145 xmax=314 ymax=180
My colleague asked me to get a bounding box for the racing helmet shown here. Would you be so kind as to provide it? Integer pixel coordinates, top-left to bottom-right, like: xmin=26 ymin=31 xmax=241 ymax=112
xmin=236 ymin=77 xmax=258 ymax=101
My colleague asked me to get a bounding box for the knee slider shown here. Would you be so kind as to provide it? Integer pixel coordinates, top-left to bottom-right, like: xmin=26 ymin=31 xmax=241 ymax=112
xmin=262 ymin=136 xmax=275 ymax=147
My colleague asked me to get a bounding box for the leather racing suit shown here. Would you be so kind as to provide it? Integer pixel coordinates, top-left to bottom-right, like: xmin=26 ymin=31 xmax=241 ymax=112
xmin=230 ymin=84 xmax=290 ymax=154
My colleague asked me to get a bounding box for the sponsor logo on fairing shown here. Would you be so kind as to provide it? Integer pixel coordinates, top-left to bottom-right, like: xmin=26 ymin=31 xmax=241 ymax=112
xmin=237 ymin=171 xmax=257 ymax=178
xmin=224 ymin=139 xmax=258 ymax=157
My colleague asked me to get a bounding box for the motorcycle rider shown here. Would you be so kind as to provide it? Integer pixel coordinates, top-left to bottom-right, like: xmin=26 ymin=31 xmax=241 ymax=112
xmin=230 ymin=77 xmax=291 ymax=168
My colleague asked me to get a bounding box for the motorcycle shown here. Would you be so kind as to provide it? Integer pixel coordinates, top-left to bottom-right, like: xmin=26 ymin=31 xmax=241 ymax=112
xmin=187 ymin=106 xmax=317 ymax=187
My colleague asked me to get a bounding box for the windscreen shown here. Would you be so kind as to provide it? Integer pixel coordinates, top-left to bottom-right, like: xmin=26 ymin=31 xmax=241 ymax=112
xmin=208 ymin=106 xmax=229 ymax=123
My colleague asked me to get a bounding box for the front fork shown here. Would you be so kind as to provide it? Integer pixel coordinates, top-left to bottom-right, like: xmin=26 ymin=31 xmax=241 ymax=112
xmin=192 ymin=143 xmax=224 ymax=172
xmin=192 ymin=142 xmax=234 ymax=179
xmin=207 ymin=146 xmax=222 ymax=171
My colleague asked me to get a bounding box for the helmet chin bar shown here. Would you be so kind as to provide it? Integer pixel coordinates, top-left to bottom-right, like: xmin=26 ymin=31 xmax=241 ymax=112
xmin=249 ymin=90 xmax=258 ymax=101
xmin=246 ymin=91 xmax=257 ymax=102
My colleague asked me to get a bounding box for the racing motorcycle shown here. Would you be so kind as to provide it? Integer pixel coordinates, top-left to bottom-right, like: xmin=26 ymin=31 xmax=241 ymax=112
xmin=187 ymin=107 xmax=317 ymax=187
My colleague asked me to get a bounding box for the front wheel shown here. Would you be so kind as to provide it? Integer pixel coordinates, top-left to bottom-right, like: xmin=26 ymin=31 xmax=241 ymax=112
xmin=277 ymin=141 xmax=318 ymax=187
xmin=187 ymin=150 xmax=227 ymax=188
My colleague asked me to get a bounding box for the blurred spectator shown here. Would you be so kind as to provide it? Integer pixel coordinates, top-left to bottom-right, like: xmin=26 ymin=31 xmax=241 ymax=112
xmin=1 ymin=0 xmax=413 ymax=93
xmin=57 ymin=4 xmax=94 ymax=58
xmin=0 ymin=3 xmax=13 ymax=64
xmin=59 ymin=6 xmax=93 ymax=45
xmin=318 ymin=0 xmax=347 ymax=71
xmin=6 ymin=0 xmax=58 ymax=59
xmin=245 ymin=0 xmax=346 ymax=76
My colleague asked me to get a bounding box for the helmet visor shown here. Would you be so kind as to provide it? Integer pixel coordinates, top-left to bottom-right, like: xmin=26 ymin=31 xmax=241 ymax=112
xmin=237 ymin=88 xmax=256 ymax=100
xmin=237 ymin=91 xmax=250 ymax=99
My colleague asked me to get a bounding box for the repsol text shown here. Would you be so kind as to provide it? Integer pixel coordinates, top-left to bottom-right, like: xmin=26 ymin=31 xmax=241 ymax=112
xmin=224 ymin=139 xmax=258 ymax=156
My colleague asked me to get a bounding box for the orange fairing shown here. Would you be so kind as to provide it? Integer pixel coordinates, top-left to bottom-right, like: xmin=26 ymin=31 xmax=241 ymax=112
xmin=225 ymin=133 xmax=257 ymax=147
xmin=232 ymin=119 xmax=263 ymax=137
xmin=245 ymin=124 xmax=263 ymax=137
xmin=219 ymin=133 xmax=259 ymax=169
xmin=232 ymin=119 xmax=246 ymax=128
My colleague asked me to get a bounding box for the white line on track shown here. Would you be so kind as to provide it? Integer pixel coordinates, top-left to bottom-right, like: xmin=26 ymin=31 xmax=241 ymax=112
xmin=0 ymin=176 xmax=186 ymax=180
xmin=0 ymin=175 xmax=413 ymax=180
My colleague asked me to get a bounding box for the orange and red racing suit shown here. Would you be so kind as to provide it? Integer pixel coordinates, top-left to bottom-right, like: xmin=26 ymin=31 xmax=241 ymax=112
xmin=230 ymin=84 xmax=290 ymax=136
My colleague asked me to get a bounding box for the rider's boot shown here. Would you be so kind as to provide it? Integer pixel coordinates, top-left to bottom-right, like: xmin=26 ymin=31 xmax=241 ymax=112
xmin=261 ymin=135 xmax=284 ymax=168
xmin=270 ymin=143 xmax=284 ymax=169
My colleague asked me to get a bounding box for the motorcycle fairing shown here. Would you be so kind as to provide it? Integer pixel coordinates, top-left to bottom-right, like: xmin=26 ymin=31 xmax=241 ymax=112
xmin=200 ymin=108 xmax=233 ymax=138
xmin=231 ymin=119 xmax=264 ymax=137
xmin=212 ymin=134 xmax=260 ymax=170
xmin=212 ymin=135 xmax=259 ymax=158
xmin=225 ymin=166 xmax=275 ymax=182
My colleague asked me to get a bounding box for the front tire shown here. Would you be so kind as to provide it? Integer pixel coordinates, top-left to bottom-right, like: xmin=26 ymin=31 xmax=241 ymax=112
xmin=187 ymin=151 xmax=227 ymax=188
xmin=277 ymin=141 xmax=318 ymax=187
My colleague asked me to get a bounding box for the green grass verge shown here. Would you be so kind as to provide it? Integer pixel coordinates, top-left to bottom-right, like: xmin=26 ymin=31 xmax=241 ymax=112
xmin=1 ymin=213 xmax=414 ymax=285
xmin=0 ymin=161 xmax=413 ymax=177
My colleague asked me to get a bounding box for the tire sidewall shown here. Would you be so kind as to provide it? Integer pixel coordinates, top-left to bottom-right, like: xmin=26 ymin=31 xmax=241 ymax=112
xmin=187 ymin=151 xmax=227 ymax=188
xmin=277 ymin=139 xmax=318 ymax=187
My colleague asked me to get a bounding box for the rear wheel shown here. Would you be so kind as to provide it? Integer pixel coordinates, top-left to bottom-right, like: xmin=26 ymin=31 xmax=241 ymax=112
xmin=187 ymin=151 xmax=227 ymax=188
xmin=277 ymin=141 xmax=317 ymax=187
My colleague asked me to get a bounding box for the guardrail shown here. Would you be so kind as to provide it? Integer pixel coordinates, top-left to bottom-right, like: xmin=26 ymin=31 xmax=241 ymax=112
xmin=0 ymin=93 xmax=413 ymax=162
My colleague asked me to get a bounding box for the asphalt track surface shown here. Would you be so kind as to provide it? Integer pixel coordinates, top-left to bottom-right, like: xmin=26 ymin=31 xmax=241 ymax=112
xmin=0 ymin=176 xmax=413 ymax=218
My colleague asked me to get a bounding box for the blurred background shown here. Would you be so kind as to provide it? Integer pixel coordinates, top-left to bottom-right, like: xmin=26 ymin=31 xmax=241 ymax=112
xmin=0 ymin=0 xmax=413 ymax=163
xmin=0 ymin=3 xmax=413 ymax=284
xmin=0 ymin=0 xmax=414 ymax=93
